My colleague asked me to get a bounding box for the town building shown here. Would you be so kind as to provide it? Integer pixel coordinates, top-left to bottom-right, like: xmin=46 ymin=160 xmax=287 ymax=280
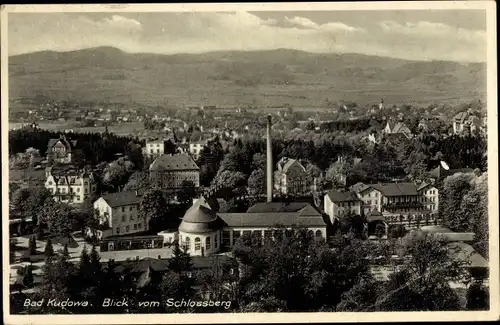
xmin=46 ymin=135 xmax=78 ymax=164
xmin=323 ymin=190 xmax=362 ymax=224
xmin=144 ymin=139 xmax=176 ymax=158
xmin=92 ymin=191 xmax=145 ymax=239
xmin=417 ymin=182 xmax=440 ymax=213
xmin=149 ymin=154 xmax=200 ymax=189
xmin=188 ymin=140 xmax=208 ymax=159
xmin=383 ymin=120 xmax=412 ymax=139
xmin=274 ymin=157 xmax=308 ymax=196
xmin=176 ymin=197 xmax=328 ymax=257
xmin=453 ymin=111 xmax=481 ymax=134
xmin=44 ymin=166 xmax=96 ymax=204
xmin=349 ymin=182 xmax=438 ymax=227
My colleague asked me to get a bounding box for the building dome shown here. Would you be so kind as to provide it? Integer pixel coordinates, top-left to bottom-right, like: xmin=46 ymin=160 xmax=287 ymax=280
xmin=178 ymin=203 xmax=222 ymax=234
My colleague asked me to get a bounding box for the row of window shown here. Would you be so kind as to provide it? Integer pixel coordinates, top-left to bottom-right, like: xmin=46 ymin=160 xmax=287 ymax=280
xmin=119 ymin=206 xmax=136 ymax=213
xmin=182 ymin=235 xmax=218 ymax=251
xmin=47 ymin=181 xmax=91 ymax=187
xmin=115 ymin=222 xmax=142 ymax=234
xmin=337 ymin=201 xmax=358 ymax=208
xmin=118 ymin=213 xmax=137 ymax=222
xmin=221 ymin=229 xmax=323 ymax=246
xmin=49 ymin=187 xmax=89 ymax=195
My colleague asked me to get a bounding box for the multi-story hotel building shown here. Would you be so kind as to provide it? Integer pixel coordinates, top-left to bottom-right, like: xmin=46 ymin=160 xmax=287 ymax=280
xmin=149 ymin=154 xmax=200 ymax=189
xmin=44 ymin=166 xmax=96 ymax=204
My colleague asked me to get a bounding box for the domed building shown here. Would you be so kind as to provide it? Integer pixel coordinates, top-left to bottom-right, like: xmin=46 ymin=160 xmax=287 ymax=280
xmin=173 ymin=115 xmax=328 ymax=257
xmin=178 ymin=197 xmax=223 ymax=256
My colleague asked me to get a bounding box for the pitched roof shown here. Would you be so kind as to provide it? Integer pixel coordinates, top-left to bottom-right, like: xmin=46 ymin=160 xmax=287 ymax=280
xmin=351 ymin=182 xmax=370 ymax=193
xmin=218 ymin=212 xmax=326 ymax=228
xmin=246 ymin=202 xmax=310 ymax=213
xmin=385 ymin=121 xmax=395 ymax=132
xmin=454 ymin=111 xmax=469 ymax=123
xmin=327 ymin=190 xmax=361 ymax=202
xmin=46 ymin=136 xmax=76 ymax=154
xmin=369 ymin=182 xmax=419 ymax=196
xmin=100 ymin=191 xmax=141 ymax=208
xmin=392 ymin=122 xmax=411 ymax=134
xmin=417 ymin=182 xmax=436 ymax=191
xmin=149 ymin=154 xmax=199 ymax=171
xmin=447 ymin=242 xmax=488 ymax=268
xmin=219 ymin=202 xmax=326 ymax=228
xmin=277 ymin=157 xmax=305 ymax=174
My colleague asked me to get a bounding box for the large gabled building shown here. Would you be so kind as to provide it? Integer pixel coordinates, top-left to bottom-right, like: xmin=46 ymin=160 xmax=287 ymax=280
xmin=46 ymin=135 xmax=78 ymax=164
xmin=149 ymin=154 xmax=200 ymax=189
xmin=44 ymin=166 xmax=96 ymax=204
xmin=92 ymin=190 xmax=145 ymax=238
xmin=453 ymin=111 xmax=481 ymax=135
xmin=274 ymin=157 xmax=308 ymax=196
xmin=337 ymin=181 xmax=440 ymax=227
xmin=383 ymin=121 xmax=412 ymax=139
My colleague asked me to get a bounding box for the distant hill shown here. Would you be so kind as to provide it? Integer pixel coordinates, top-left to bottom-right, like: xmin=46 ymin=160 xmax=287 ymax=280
xmin=8 ymin=47 xmax=486 ymax=112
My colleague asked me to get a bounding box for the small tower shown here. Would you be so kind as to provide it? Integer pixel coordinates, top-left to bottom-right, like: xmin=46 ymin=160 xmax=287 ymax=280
xmin=378 ymin=98 xmax=384 ymax=110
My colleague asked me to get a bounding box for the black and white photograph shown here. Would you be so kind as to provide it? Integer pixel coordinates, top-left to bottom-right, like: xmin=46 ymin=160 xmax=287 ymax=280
xmin=2 ymin=2 xmax=498 ymax=324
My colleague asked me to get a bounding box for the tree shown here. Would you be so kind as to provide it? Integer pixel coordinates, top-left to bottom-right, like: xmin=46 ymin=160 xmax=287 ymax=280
xmin=375 ymin=223 xmax=386 ymax=239
xmin=102 ymin=157 xmax=135 ymax=191
xmin=29 ymin=235 xmax=37 ymax=255
xmin=233 ymin=228 xmax=371 ymax=311
xmin=101 ymin=259 xmax=125 ymax=311
xmin=466 ymin=282 xmax=489 ymax=310
xmin=44 ymin=238 xmax=54 ymax=258
xmin=305 ymin=163 xmax=322 ymax=188
xmin=247 ymin=169 xmax=265 ymax=197
xmin=343 ymin=214 xmax=367 ymax=238
xmin=22 ymin=265 xmax=35 ymax=288
xmin=251 ymin=153 xmax=266 ymax=171
xmin=336 ymin=277 xmax=381 ymax=311
xmin=388 ymin=224 xmax=407 ymax=239
xmin=198 ymin=138 xmax=224 ymax=186
xmin=177 ymin=180 xmax=197 ymax=205
xmin=210 ymin=170 xmax=247 ymax=197
xmin=47 ymin=204 xmax=78 ymax=239
xmin=139 ymin=188 xmax=168 ymax=230
xmin=162 ymin=243 xmax=196 ymax=308
xmin=168 ymin=243 xmax=193 ymax=274
xmin=325 ymin=161 xmax=351 ymax=188
xmin=462 ymin=173 xmax=488 ymax=258
xmin=441 ymin=172 xmax=475 ymax=231
xmin=78 ymin=245 xmax=91 ymax=279
xmin=375 ymin=231 xmax=465 ymax=311
xmin=11 ymin=186 xmax=53 ymax=227
xmin=123 ymin=171 xmax=152 ymax=193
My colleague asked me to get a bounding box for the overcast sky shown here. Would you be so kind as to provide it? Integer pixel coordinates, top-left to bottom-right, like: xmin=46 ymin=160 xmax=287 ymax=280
xmin=8 ymin=10 xmax=487 ymax=62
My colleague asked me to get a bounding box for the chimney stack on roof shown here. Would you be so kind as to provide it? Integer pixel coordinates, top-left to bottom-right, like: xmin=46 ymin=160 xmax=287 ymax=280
xmin=266 ymin=115 xmax=273 ymax=203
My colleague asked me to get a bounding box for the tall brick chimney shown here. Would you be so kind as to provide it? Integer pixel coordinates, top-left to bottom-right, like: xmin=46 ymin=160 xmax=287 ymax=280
xmin=266 ymin=115 xmax=273 ymax=202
